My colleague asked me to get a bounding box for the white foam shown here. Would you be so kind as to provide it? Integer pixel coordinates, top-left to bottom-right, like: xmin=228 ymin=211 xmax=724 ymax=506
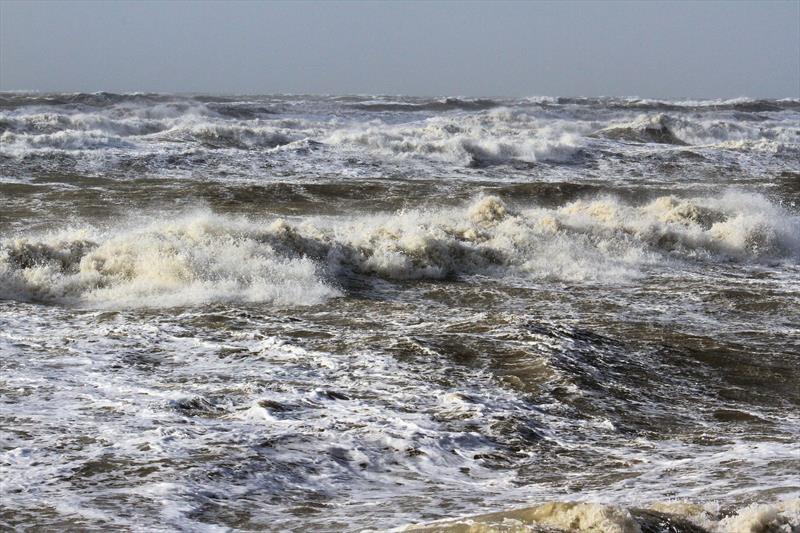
xmin=325 ymin=110 xmax=587 ymax=165
xmin=595 ymin=112 xmax=799 ymax=147
xmin=0 ymin=129 xmax=134 ymax=153
xmin=595 ymin=113 xmax=685 ymax=144
xmin=2 ymin=192 xmax=796 ymax=308
xmin=404 ymin=501 xmax=642 ymax=533
xmin=0 ymin=212 xmax=338 ymax=307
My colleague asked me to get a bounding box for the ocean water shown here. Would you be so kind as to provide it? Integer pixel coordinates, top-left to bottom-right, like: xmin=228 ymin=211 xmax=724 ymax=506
xmin=0 ymin=93 xmax=798 ymax=532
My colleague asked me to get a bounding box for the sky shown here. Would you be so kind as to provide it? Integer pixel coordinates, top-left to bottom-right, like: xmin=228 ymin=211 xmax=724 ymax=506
xmin=1 ymin=0 xmax=798 ymax=98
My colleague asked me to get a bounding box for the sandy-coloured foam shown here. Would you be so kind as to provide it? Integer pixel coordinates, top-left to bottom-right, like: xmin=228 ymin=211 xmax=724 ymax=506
xmin=403 ymin=502 xmax=640 ymax=532
xmin=0 ymin=215 xmax=338 ymax=307
xmin=652 ymin=499 xmax=800 ymax=533
xmin=402 ymin=498 xmax=800 ymax=533
xmin=1 ymin=192 xmax=797 ymax=308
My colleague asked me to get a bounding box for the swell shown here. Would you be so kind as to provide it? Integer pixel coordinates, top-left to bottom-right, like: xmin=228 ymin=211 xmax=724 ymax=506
xmin=324 ymin=111 xmax=586 ymax=165
xmin=0 ymin=114 xmax=302 ymax=151
xmin=554 ymin=96 xmax=800 ymax=113
xmin=0 ymin=91 xmax=179 ymax=109
xmin=2 ymin=98 xmax=796 ymax=165
xmin=594 ymin=113 xmax=687 ymax=145
xmin=592 ymin=112 xmax=799 ymax=151
xmin=350 ymin=97 xmax=500 ymax=112
xmin=4 ymin=93 xmax=795 ymax=112
xmin=1 ymin=192 xmax=797 ymax=308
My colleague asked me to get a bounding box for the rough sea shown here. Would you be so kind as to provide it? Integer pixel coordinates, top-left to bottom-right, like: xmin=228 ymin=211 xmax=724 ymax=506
xmin=1 ymin=93 xmax=798 ymax=532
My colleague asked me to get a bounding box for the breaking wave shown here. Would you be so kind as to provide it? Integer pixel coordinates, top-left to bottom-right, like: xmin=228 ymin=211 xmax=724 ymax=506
xmin=2 ymin=92 xmax=797 ymax=113
xmin=711 ymin=139 xmax=800 ymax=156
xmin=554 ymin=96 xmax=800 ymax=113
xmin=594 ymin=113 xmax=799 ymax=147
xmin=2 ymin=192 xmax=797 ymax=308
xmin=0 ymin=116 xmax=303 ymax=153
xmin=351 ymin=97 xmax=500 ymax=112
xmin=160 ymin=122 xmax=299 ymax=149
xmin=0 ymin=91 xmax=177 ymax=109
xmin=326 ymin=110 xmax=586 ymax=166
xmin=404 ymin=498 xmax=800 ymax=533
xmin=0 ymin=129 xmax=136 ymax=153
xmin=595 ymin=114 xmax=686 ymax=145
xmin=2 ymin=95 xmax=795 ymax=167
xmin=0 ymin=216 xmax=339 ymax=308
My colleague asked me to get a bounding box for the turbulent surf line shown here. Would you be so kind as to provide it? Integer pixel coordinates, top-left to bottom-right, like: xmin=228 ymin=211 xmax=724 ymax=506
xmin=2 ymin=94 xmax=797 ymax=191
xmin=403 ymin=498 xmax=800 ymax=533
xmin=1 ymin=192 xmax=796 ymax=308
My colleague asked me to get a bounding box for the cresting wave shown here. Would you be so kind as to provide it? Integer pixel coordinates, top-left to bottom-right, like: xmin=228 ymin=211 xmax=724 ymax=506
xmin=403 ymin=498 xmax=800 ymax=533
xmin=2 ymin=94 xmax=797 ymax=169
xmin=0 ymin=104 xmax=589 ymax=166
xmin=594 ymin=113 xmax=800 ymax=147
xmin=0 ymin=115 xmax=302 ymax=153
xmin=2 ymin=191 xmax=797 ymax=308
xmin=350 ymin=96 xmax=500 ymax=112
xmin=2 ymin=92 xmax=798 ymax=111
xmin=325 ymin=109 xmax=586 ymax=165
xmin=595 ymin=114 xmax=687 ymax=145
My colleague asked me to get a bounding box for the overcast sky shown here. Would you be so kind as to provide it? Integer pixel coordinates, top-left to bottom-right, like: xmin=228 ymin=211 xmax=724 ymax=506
xmin=1 ymin=0 xmax=798 ymax=98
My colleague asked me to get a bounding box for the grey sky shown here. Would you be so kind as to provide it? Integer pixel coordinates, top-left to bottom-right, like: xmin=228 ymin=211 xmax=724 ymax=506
xmin=1 ymin=0 xmax=798 ymax=98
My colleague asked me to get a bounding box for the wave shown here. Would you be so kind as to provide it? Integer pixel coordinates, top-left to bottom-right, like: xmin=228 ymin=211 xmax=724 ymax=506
xmin=160 ymin=123 xmax=299 ymax=149
xmin=0 ymin=112 xmax=170 ymax=136
xmin=0 ymin=129 xmax=135 ymax=152
xmin=3 ymin=96 xmax=795 ymax=164
xmin=0 ymin=91 xmax=179 ymax=109
xmin=2 ymin=92 xmax=797 ymax=113
xmin=710 ymin=139 xmax=800 ymax=156
xmin=594 ymin=113 xmax=799 ymax=147
xmin=670 ymin=118 xmax=799 ymax=147
xmin=553 ymin=96 xmax=800 ymax=112
xmin=205 ymin=101 xmax=279 ymax=119
xmin=351 ymin=97 xmax=500 ymax=112
xmin=402 ymin=498 xmax=800 ymax=533
xmin=0 ymin=117 xmax=305 ymax=153
xmin=0 ymin=216 xmax=339 ymax=307
xmin=594 ymin=114 xmax=686 ymax=145
xmin=326 ymin=112 xmax=587 ymax=166
xmin=1 ymin=192 xmax=796 ymax=308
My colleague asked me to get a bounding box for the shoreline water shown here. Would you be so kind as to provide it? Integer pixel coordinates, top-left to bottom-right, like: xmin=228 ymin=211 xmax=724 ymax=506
xmin=1 ymin=93 xmax=798 ymax=531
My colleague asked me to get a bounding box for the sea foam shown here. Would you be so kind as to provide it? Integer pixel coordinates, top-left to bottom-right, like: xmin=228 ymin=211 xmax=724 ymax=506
xmin=403 ymin=498 xmax=800 ymax=533
xmin=1 ymin=192 xmax=796 ymax=308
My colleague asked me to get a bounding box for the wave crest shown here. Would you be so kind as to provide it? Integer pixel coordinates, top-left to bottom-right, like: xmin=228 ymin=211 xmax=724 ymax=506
xmin=0 ymin=216 xmax=338 ymax=307
xmin=1 ymin=192 xmax=796 ymax=308
xmin=595 ymin=114 xmax=686 ymax=145
xmin=405 ymin=498 xmax=800 ymax=533
xmin=327 ymin=113 xmax=585 ymax=166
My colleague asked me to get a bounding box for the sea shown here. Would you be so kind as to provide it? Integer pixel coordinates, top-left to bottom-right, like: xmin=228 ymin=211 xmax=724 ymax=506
xmin=1 ymin=93 xmax=798 ymax=532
